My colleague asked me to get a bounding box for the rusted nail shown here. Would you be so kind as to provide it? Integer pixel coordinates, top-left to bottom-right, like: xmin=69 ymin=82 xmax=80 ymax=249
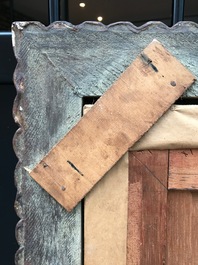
xmin=170 ymin=81 xmax=176 ymax=87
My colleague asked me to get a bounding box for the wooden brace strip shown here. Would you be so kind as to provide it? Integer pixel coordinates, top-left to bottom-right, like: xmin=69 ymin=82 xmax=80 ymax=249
xmin=27 ymin=40 xmax=195 ymax=211
xmin=169 ymin=150 xmax=198 ymax=190
xmin=84 ymin=104 xmax=198 ymax=150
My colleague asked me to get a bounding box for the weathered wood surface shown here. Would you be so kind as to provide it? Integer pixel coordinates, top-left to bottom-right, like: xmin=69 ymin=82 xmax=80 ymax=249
xmin=29 ymin=40 xmax=194 ymax=211
xmin=169 ymin=150 xmax=198 ymax=190
xmin=167 ymin=191 xmax=198 ymax=265
xmin=85 ymin=104 xmax=198 ymax=150
xmin=12 ymin=21 xmax=198 ymax=264
xmin=127 ymin=151 xmax=168 ymax=265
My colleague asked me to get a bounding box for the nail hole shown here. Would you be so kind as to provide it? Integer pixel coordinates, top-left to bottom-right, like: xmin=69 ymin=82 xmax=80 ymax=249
xmin=61 ymin=186 xmax=66 ymax=191
xmin=43 ymin=162 xmax=48 ymax=168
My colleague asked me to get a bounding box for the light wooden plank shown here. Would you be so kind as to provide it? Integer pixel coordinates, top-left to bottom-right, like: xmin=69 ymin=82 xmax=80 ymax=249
xmin=169 ymin=175 xmax=198 ymax=190
xmin=85 ymin=104 xmax=198 ymax=150
xmin=28 ymin=40 xmax=195 ymax=211
xmin=169 ymin=150 xmax=198 ymax=190
xmin=127 ymin=150 xmax=168 ymax=265
xmin=84 ymin=153 xmax=128 ymax=265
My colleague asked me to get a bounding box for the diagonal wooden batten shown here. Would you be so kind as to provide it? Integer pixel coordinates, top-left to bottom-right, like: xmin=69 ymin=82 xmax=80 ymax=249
xmin=27 ymin=40 xmax=195 ymax=211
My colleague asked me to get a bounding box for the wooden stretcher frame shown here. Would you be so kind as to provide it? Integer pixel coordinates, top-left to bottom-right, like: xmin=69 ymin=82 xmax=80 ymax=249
xmin=12 ymin=21 xmax=198 ymax=264
xmin=83 ymin=105 xmax=198 ymax=265
xmin=85 ymin=149 xmax=198 ymax=265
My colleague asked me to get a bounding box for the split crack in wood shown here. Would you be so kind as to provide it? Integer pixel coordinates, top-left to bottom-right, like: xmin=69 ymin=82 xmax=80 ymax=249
xmin=140 ymin=52 xmax=158 ymax=72
xmin=67 ymin=160 xmax=84 ymax=176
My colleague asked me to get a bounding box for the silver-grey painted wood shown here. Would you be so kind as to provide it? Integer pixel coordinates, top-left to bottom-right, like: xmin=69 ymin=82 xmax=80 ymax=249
xmin=12 ymin=21 xmax=198 ymax=265
xmin=13 ymin=31 xmax=82 ymax=263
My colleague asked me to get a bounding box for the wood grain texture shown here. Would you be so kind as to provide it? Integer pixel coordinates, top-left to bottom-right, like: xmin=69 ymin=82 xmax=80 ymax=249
xmin=12 ymin=21 xmax=198 ymax=98
xmin=84 ymin=153 xmax=128 ymax=265
xmin=30 ymin=40 xmax=195 ymax=211
xmin=85 ymin=104 xmax=198 ymax=150
xmin=12 ymin=21 xmax=198 ymax=264
xmin=128 ymin=150 xmax=168 ymax=265
xmin=191 ymin=192 xmax=198 ymax=264
xmin=12 ymin=28 xmax=82 ymax=264
xmin=169 ymin=150 xmax=198 ymax=189
xmin=167 ymin=191 xmax=198 ymax=265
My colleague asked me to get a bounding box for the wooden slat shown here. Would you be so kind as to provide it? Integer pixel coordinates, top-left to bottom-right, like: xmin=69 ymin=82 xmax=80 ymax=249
xmin=127 ymin=150 xmax=168 ymax=265
xmin=169 ymin=150 xmax=198 ymax=190
xmin=192 ymin=192 xmax=198 ymax=264
xmin=29 ymin=40 xmax=195 ymax=211
xmin=169 ymin=175 xmax=198 ymax=190
xmin=84 ymin=153 xmax=128 ymax=265
xmin=85 ymin=104 xmax=198 ymax=151
xmin=167 ymin=191 xmax=198 ymax=265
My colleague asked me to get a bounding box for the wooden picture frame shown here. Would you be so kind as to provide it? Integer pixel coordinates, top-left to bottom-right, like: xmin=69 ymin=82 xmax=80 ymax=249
xmin=12 ymin=21 xmax=198 ymax=264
